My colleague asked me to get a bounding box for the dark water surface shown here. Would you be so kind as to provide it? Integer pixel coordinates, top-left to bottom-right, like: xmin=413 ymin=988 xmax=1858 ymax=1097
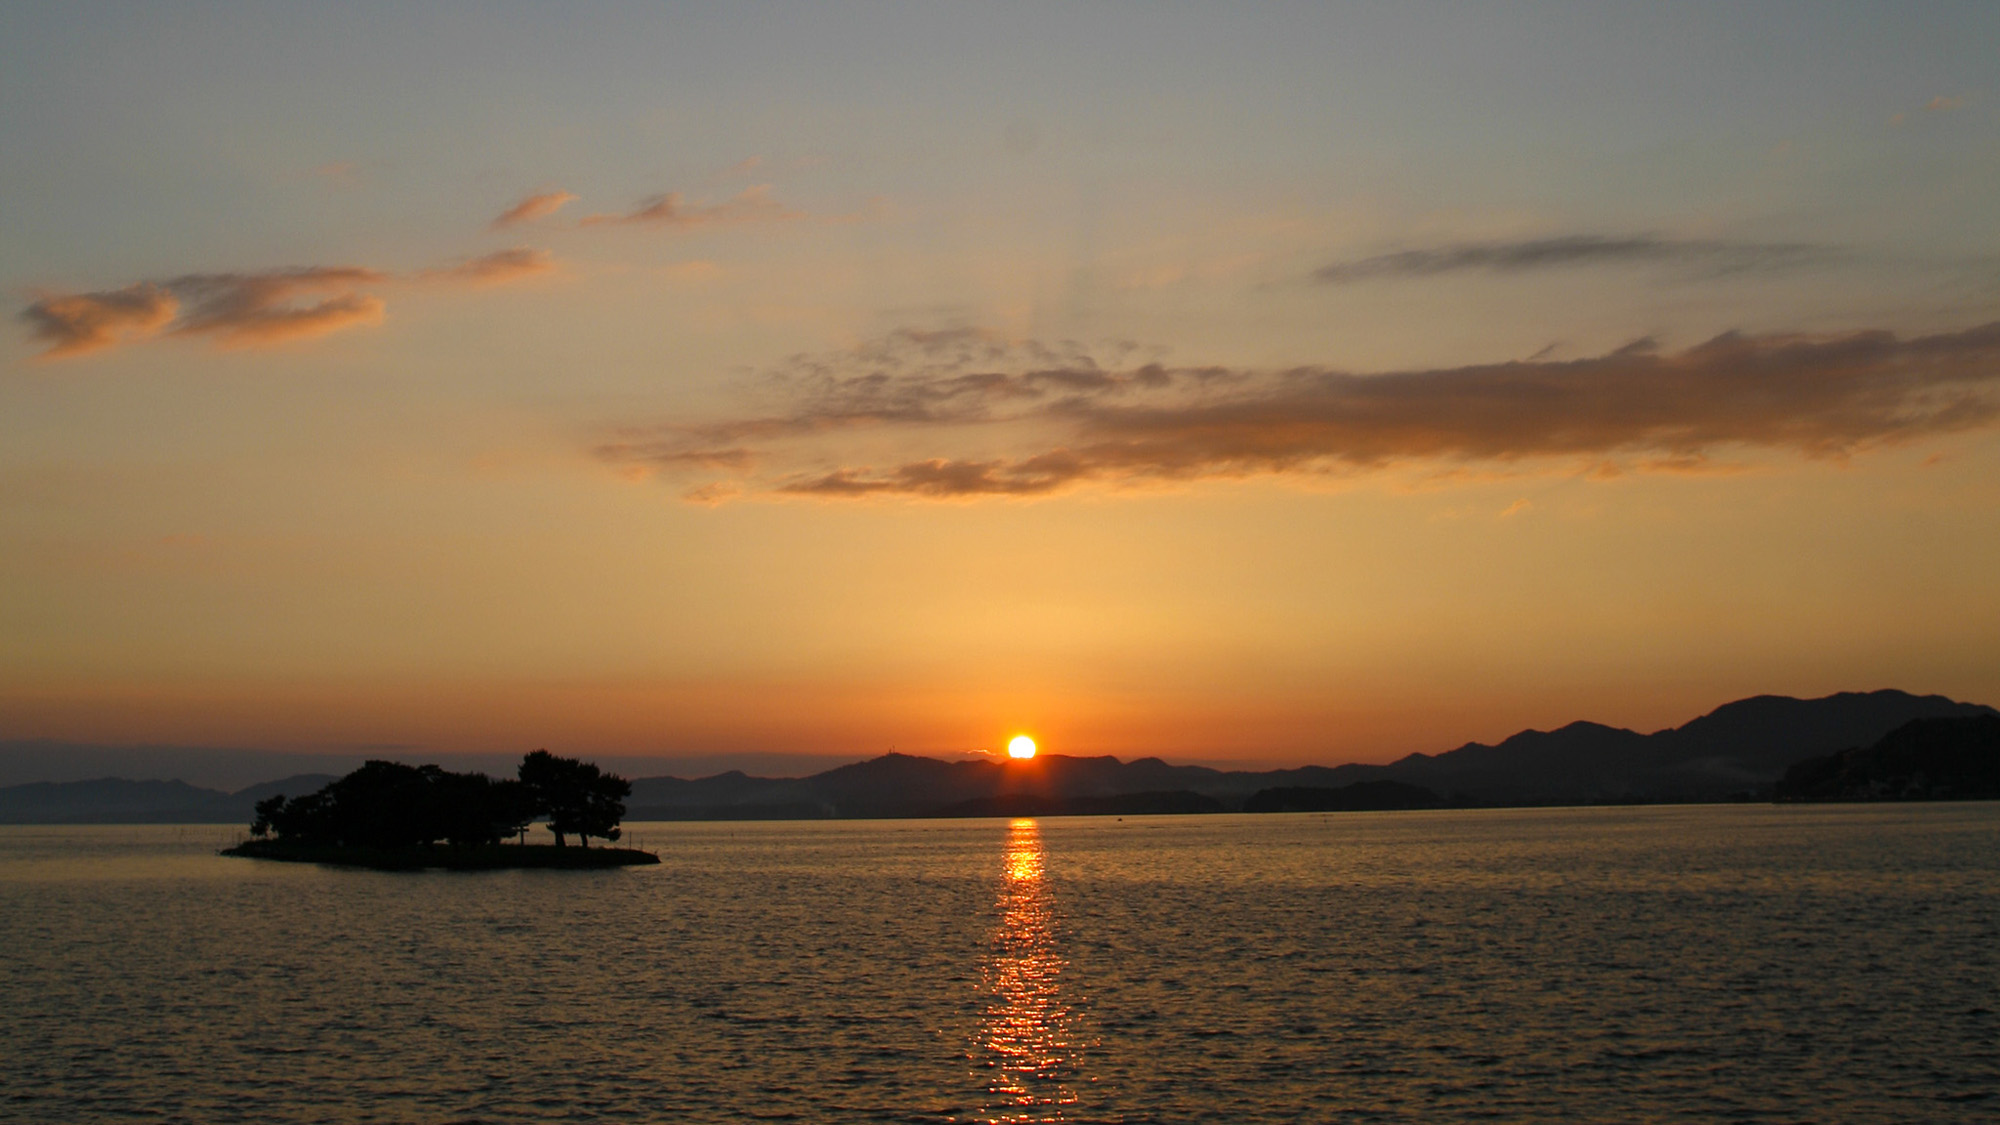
xmin=3 ymin=806 xmax=1996 ymax=1123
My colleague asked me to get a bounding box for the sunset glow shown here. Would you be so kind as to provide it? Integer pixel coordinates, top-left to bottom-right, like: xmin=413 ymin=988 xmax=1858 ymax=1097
xmin=0 ymin=6 xmax=1996 ymax=772
xmin=4 ymin=8 xmax=1997 ymax=1121
xmin=980 ymin=818 xmax=1080 ymax=1117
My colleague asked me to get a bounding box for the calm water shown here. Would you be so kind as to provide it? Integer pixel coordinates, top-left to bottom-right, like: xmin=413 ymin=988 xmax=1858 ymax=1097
xmin=2 ymin=806 xmax=1996 ymax=1123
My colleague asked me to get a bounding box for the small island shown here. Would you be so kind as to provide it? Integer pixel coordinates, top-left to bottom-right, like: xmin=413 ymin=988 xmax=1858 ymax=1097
xmin=223 ymin=750 xmax=658 ymax=870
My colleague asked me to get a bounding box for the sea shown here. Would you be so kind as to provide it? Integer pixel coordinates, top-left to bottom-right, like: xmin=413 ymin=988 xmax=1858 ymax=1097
xmin=2 ymin=805 xmax=1996 ymax=1123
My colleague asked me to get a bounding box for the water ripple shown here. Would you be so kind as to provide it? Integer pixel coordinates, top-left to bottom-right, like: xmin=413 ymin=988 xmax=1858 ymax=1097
xmin=0 ymin=805 xmax=1996 ymax=1122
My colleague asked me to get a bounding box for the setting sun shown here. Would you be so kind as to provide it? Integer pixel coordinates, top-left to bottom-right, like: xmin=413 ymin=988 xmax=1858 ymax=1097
xmin=1007 ymin=735 xmax=1038 ymax=760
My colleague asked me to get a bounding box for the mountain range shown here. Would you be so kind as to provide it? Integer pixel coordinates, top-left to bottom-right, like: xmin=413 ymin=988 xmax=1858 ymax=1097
xmin=0 ymin=774 xmax=338 ymax=826
xmin=3 ymin=690 xmax=1992 ymax=824
xmin=621 ymin=689 xmax=1997 ymax=818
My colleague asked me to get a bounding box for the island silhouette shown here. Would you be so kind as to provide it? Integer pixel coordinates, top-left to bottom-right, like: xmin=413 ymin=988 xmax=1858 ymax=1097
xmin=223 ymin=750 xmax=657 ymax=870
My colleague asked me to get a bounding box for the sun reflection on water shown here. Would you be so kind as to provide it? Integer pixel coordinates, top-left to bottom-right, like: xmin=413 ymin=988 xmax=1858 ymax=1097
xmin=974 ymin=818 xmax=1088 ymax=1123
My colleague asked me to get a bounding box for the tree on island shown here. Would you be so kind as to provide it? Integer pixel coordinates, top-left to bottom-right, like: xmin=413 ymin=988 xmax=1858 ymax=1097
xmin=248 ymin=752 xmax=627 ymax=850
xmin=518 ymin=749 xmax=631 ymax=846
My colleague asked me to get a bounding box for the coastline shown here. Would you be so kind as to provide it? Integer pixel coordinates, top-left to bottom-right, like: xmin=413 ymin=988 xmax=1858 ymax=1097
xmin=221 ymin=839 xmax=659 ymax=871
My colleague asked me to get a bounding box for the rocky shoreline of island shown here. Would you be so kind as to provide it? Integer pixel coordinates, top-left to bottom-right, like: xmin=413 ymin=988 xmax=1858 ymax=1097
xmin=222 ymin=838 xmax=658 ymax=870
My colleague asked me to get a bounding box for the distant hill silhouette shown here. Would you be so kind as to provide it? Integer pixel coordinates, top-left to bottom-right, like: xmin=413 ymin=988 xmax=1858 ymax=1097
xmin=622 ymin=689 xmax=1997 ymax=817
xmin=932 ymin=790 xmax=1225 ymax=818
xmin=5 ymin=690 xmax=1994 ymax=822
xmin=0 ymin=774 xmax=335 ymax=825
xmin=1243 ymin=781 xmax=1443 ymax=813
xmin=1776 ymin=716 xmax=2000 ymax=801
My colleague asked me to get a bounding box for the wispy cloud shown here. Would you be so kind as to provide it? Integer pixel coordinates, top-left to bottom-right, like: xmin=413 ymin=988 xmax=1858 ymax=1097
xmin=20 ymin=283 xmax=179 ymax=358
xmin=602 ymin=322 xmax=2000 ymax=500
xmin=594 ymin=445 xmax=757 ymax=473
xmin=421 ymin=248 xmax=556 ymax=286
xmin=491 ymin=190 xmax=578 ymax=229
xmin=780 ymin=454 xmax=1092 ymax=498
xmin=1314 ymin=234 xmax=1833 ymax=284
xmin=580 ymin=185 xmax=800 ymax=229
xmin=21 ymin=251 xmax=555 ymax=359
xmin=166 ymin=267 xmax=389 ymax=346
xmin=1891 ymin=93 xmax=1968 ymax=127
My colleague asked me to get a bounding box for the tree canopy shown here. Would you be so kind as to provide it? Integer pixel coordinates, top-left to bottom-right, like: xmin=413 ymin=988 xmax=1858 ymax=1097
xmin=518 ymin=749 xmax=631 ymax=847
xmin=250 ymin=752 xmax=629 ymax=849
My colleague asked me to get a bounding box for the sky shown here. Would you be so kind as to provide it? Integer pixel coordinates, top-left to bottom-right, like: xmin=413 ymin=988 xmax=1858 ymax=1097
xmin=4 ymin=2 xmax=1998 ymax=774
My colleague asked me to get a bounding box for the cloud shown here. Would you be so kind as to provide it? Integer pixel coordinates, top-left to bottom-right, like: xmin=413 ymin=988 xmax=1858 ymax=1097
xmin=682 ymin=481 xmax=744 ymax=505
xmin=421 ymin=248 xmax=556 ymax=286
xmin=1926 ymin=95 xmax=1965 ymax=112
xmin=597 ymin=330 xmax=1184 ymax=461
xmin=165 ymin=267 xmax=389 ymax=346
xmin=594 ymin=445 xmax=756 ymax=472
xmin=603 ymin=322 xmax=2000 ymax=500
xmin=580 ymin=184 xmax=800 ymax=229
xmin=20 ymin=284 xmax=179 ymax=358
xmin=1314 ymin=234 xmax=1833 ymax=284
xmin=491 ymin=191 xmax=577 ymax=228
xmin=21 ymin=251 xmax=556 ymax=358
xmin=781 ymin=454 xmax=1089 ymax=498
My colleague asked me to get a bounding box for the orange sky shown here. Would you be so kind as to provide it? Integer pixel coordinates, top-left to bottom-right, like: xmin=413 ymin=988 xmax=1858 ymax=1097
xmin=3 ymin=5 xmax=1997 ymax=769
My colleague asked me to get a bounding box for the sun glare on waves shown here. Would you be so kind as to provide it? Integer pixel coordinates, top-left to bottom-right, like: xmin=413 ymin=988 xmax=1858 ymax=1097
xmin=1007 ymin=735 xmax=1038 ymax=759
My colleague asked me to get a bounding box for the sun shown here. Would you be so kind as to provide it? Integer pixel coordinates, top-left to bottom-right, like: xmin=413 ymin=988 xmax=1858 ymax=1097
xmin=1007 ymin=735 xmax=1038 ymax=759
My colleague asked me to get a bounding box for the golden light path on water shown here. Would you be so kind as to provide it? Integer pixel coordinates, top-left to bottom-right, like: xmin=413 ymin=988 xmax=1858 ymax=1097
xmin=973 ymin=818 xmax=1089 ymax=1123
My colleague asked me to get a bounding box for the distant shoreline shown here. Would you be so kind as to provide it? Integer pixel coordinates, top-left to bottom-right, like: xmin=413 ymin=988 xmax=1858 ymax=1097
xmin=221 ymin=839 xmax=659 ymax=871
xmin=4 ymin=791 xmax=1992 ymax=831
xmin=9 ymin=691 xmax=1995 ymax=824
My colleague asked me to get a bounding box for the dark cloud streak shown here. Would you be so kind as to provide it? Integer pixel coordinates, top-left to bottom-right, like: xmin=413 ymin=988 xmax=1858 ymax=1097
xmin=165 ymin=267 xmax=389 ymax=346
xmin=610 ymin=322 xmax=2000 ymax=500
xmin=1315 ymin=234 xmax=1834 ymax=284
xmin=580 ymin=185 xmax=798 ymax=229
